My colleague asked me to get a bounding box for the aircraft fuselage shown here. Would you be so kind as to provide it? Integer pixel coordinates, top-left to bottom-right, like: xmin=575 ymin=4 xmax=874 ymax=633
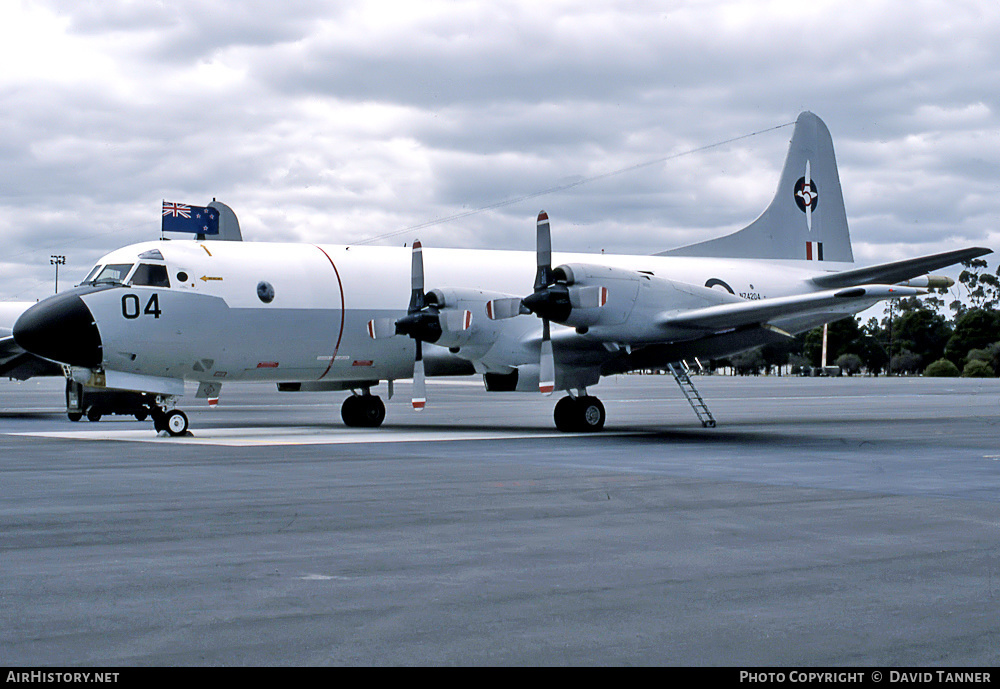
xmin=38 ymin=239 xmax=846 ymax=391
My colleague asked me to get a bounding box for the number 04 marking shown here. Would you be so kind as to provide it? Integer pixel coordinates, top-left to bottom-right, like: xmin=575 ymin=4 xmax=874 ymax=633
xmin=122 ymin=293 xmax=162 ymax=319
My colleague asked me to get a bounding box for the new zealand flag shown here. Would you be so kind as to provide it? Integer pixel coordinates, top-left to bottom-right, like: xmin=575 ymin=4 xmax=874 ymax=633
xmin=162 ymin=202 xmax=219 ymax=235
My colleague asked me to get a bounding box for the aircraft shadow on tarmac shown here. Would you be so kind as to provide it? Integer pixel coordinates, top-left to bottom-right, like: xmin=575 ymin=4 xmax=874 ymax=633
xmin=0 ymin=406 xmax=968 ymax=455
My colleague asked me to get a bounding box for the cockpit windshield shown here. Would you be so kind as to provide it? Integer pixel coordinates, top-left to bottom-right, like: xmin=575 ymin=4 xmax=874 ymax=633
xmin=81 ymin=265 xmax=102 ymax=284
xmin=90 ymin=263 xmax=135 ymax=286
xmin=81 ymin=259 xmax=171 ymax=288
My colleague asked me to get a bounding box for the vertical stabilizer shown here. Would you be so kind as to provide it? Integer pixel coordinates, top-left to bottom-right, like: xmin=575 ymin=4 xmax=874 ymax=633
xmin=208 ymin=200 xmax=243 ymax=241
xmin=658 ymin=112 xmax=853 ymax=263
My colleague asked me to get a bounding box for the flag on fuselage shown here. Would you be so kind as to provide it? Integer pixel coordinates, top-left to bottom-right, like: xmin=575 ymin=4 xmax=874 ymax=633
xmin=162 ymin=202 xmax=219 ymax=235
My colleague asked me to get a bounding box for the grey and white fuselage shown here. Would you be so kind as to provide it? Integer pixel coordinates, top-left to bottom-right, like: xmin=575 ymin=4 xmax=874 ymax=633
xmin=66 ymin=240 xmax=858 ymax=392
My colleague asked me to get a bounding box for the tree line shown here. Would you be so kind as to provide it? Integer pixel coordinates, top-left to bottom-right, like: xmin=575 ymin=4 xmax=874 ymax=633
xmin=713 ymin=258 xmax=1000 ymax=377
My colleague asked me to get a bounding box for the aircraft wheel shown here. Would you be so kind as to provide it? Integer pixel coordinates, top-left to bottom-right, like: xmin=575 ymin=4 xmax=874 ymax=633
xmin=68 ymin=412 xmax=83 ymax=422
xmin=86 ymin=407 xmax=102 ymax=422
xmin=577 ymin=396 xmax=606 ymax=432
xmin=163 ymin=409 xmax=189 ymax=436
xmin=554 ymin=396 xmax=578 ymax=432
xmin=342 ymin=395 xmax=386 ymax=428
xmin=361 ymin=396 xmax=386 ymax=427
xmin=553 ymin=396 xmax=606 ymax=433
xmin=341 ymin=395 xmax=361 ymax=426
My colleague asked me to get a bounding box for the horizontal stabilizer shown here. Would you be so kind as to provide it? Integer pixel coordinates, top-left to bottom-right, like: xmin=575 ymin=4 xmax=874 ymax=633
xmin=660 ymin=284 xmax=925 ymax=333
xmin=810 ymin=247 xmax=993 ymax=289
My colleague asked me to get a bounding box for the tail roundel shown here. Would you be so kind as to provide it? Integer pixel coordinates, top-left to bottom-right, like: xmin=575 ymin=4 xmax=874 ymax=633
xmin=659 ymin=112 xmax=854 ymax=264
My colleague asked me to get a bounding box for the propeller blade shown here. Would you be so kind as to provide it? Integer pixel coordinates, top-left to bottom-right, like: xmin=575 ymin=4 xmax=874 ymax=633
xmin=408 ymin=240 xmax=425 ymax=314
xmin=539 ymin=319 xmax=554 ymax=395
xmin=534 ymin=211 xmax=552 ymax=292
xmin=412 ymin=340 xmax=426 ymax=410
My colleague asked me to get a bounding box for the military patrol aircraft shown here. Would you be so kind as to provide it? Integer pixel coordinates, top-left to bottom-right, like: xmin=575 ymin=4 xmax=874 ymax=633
xmin=11 ymin=112 xmax=992 ymax=435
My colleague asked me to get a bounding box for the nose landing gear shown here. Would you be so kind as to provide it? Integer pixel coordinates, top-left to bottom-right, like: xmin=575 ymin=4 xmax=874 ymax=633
xmin=152 ymin=408 xmax=189 ymax=436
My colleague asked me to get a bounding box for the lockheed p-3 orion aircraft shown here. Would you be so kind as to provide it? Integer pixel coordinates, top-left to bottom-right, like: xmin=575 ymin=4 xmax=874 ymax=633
xmin=11 ymin=112 xmax=992 ymax=435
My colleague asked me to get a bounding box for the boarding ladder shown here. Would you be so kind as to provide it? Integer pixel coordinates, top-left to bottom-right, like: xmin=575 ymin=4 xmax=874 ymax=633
xmin=667 ymin=361 xmax=716 ymax=428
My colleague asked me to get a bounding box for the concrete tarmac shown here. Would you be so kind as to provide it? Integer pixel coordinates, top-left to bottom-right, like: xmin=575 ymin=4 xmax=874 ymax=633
xmin=1 ymin=375 xmax=999 ymax=666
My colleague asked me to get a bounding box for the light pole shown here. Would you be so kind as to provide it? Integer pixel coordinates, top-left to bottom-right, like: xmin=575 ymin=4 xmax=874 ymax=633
xmin=886 ymin=301 xmax=894 ymax=376
xmin=50 ymin=255 xmax=65 ymax=294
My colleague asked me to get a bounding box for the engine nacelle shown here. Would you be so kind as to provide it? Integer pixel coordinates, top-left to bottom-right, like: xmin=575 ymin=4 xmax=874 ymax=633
xmin=424 ymin=287 xmax=519 ymax=356
xmin=548 ymin=263 xmax=640 ymax=329
xmin=551 ymin=263 xmax=738 ymax=342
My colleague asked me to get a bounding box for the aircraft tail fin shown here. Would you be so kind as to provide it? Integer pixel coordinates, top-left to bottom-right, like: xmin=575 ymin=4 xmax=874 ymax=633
xmin=208 ymin=201 xmax=243 ymax=241
xmin=658 ymin=112 xmax=853 ymax=263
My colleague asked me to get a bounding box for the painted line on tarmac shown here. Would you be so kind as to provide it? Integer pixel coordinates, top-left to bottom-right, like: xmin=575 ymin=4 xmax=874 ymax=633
xmin=7 ymin=426 xmax=639 ymax=447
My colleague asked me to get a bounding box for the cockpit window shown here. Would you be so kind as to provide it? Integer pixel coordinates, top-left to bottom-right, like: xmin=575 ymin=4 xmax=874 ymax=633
xmin=81 ymin=265 xmax=102 ymax=285
xmin=130 ymin=263 xmax=170 ymax=287
xmin=91 ymin=263 xmax=135 ymax=286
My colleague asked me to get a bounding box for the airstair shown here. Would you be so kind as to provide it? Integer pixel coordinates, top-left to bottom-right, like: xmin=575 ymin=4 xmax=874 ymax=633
xmin=666 ymin=361 xmax=716 ymax=428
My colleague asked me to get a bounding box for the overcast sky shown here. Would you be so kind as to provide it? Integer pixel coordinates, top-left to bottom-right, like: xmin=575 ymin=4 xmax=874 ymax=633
xmin=2 ymin=0 xmax=998 ymax=304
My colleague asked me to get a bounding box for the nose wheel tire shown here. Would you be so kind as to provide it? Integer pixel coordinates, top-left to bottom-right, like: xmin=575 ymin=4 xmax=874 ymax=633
xmin=153 ymin=409 xmax=189 ymax=436
xmin=554 ymin=395 xmax=606 ymax=433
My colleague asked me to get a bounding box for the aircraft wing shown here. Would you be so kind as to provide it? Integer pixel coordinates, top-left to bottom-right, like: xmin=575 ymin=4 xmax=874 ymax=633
xmin=507 ymin=282 xmax=923 ymax=392
xmin=810 ymin=247 xmax=992 ymax=289
xmin=658 ymin=284 xmax=924 ymax=334
xmin=1 ymin=335 xmax=63 ymax=380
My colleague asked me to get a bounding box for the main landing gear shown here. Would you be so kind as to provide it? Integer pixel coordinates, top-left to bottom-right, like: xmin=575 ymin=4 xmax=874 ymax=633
xmin=553 ymin=393 xmax=606 ymax=433
xmin=341 ymin=390 xmax=386 ymax=428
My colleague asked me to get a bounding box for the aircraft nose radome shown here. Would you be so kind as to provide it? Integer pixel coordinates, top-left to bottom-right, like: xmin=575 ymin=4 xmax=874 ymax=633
xmin=12 ymin=293 xmax=103 ymax=368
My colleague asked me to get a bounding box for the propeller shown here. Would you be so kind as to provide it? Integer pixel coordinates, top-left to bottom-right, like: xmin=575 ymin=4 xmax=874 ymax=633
xmin=484 ymin=211 xmax=613 ymax=395
xmin=520 ymin=211 xmax=571 ymax=395
xmin=393 ymin=240 xmax=441 ymax=410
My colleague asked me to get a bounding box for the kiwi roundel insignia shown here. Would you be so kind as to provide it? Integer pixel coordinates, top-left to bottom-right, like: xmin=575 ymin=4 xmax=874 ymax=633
xmin=794 ymin=177 xmax=818 ymax=213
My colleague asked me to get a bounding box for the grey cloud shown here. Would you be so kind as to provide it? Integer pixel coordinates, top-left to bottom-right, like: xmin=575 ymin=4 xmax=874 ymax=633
xmin=46 ymin=0 xmax=336 ymax=60
xmin=2 ymin=1 xmax=998 ymax=300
